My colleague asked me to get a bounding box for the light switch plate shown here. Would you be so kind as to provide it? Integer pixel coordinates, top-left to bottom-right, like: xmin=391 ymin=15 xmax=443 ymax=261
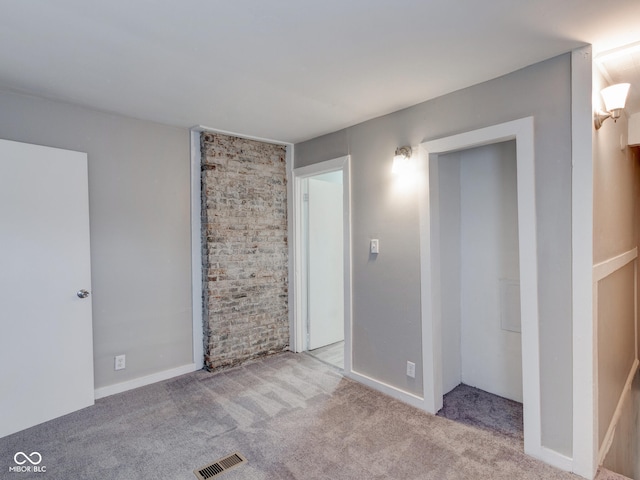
xmin=370 ymin=239 xmax=379 ymax=254
xmin=406 ymin=361 xmax=416 ymax=378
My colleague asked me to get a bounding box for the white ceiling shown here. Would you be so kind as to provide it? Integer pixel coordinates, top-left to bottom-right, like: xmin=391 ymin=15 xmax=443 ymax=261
xmin=1 ymin=0 xmax=640 ymax=143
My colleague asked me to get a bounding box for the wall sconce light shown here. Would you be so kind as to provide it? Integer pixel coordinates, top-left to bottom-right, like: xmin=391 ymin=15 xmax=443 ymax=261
xmin=595 ymin=83 xmax=630 ymax=130
xmin=392 ymin=146 xmax=413 ymax=174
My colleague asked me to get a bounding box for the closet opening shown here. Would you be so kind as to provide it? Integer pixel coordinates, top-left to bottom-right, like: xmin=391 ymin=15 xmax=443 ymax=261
xmin=419 ymin=117 xmax=542 ymax=458
xmin=434 ymin=141 xmax=524 ymax=442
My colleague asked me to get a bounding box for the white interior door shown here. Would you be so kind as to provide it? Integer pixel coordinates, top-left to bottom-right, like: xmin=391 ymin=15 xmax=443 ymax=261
xmin=0 ymin=139 xmax=94 ymax=438
xmin=307 ymin=175 xmax=344 ymax=350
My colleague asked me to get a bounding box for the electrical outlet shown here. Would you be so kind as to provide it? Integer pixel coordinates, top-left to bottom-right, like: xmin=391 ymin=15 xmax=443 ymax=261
xmin=114 ymin=354 xmax=126 ymax=371
xmin=406 ymin=361 xmax=416 ymax=378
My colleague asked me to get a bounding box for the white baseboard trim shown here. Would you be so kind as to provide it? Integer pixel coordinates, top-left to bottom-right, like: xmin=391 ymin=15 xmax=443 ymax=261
xmin=538 ymin=447 xmax=573 ymax=473
xmin=345 ymin=369 xmax=427 ymax=411
xmin=94 ymin=363 xmax=198 ymax=400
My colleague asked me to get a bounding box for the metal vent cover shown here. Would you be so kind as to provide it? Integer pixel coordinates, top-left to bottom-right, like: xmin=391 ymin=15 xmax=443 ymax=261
xmin=194 ymin=452 xmax=247 ymax=479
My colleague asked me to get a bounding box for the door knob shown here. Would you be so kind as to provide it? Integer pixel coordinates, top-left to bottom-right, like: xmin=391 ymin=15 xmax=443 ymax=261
xmin=77 ymin=289 xmax=90 ymax=299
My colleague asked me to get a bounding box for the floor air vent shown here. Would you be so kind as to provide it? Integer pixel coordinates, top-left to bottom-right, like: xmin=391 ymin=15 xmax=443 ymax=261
xmin=194 ymin=452 xmax=247 ymax=479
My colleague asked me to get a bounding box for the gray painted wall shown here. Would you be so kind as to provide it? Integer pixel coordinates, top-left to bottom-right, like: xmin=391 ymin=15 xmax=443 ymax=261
xmin=295 ymin=54 xmax=573 ymax=455
xmin=0 ymin=90 xmax=193 ymax=389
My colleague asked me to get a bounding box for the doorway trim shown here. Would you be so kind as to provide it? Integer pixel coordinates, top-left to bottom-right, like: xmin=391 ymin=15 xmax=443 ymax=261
xmin=418 ymin=117 xmax=544 ymax=460
xmin=570 ymin=45 xmax=595 ymax=480
xmin=291 ymin=156 xmax=352 ymax=372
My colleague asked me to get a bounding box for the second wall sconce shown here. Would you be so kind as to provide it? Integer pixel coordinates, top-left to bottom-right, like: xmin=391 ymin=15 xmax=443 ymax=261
xmin=595 ymin=83 xmax=630 ymax=130
xmin=392 ymin=146 xmax=413 ymax=174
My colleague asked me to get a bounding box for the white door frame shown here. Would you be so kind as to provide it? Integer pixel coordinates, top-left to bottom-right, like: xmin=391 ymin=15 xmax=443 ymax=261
xmin=418 ymin=117 xmax=545 ymax=461
xmin=190 ymin=129 xmax=205 ymax=369
xmin=570 ymin=45 xmax=596 ymax=480
xmin=291 ymin=156 xmax=352 ymax=371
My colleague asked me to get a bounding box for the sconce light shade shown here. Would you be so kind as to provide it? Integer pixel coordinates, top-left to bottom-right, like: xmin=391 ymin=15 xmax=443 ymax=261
xmin=595 ymin=83 xmax=630 ymax=130
xmin=601 ymin=83 xmax=630 ymax=111
xmin=392 ymin=146 xmax=413 ymax=174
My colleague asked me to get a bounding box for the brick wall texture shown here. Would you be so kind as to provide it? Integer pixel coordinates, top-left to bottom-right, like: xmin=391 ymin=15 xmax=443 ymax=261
xmin=201 ymin=132 xmax=289 ymax=370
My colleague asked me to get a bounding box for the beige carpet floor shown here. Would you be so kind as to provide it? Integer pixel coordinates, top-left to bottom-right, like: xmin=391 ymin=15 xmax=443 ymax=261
xmin=1 ymin=352 xmax=582 ymax=479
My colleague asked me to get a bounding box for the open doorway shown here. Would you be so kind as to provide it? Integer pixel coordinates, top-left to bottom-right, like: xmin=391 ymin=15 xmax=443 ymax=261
xmin=434 ymin=140 xmax=524 ymax=441
xmin=419 ymin=117 xmax=543 ymax=460
xmin=305 ymin=170 xmax=344 ymax=367
xmin=291 ymin=156 xmax=352 ymax=371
